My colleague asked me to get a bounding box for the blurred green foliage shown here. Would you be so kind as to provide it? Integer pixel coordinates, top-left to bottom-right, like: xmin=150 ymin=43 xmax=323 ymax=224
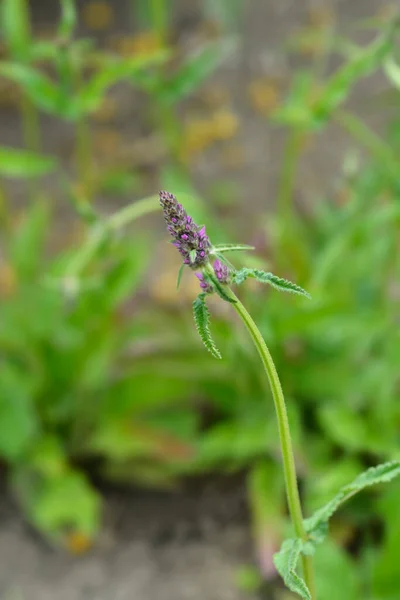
xmin=1 ymin=0 xmax=400 ymax=597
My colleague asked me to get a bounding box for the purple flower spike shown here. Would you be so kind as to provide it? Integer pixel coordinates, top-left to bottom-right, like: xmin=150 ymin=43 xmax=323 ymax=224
xmin=213 ymin=259 xmax=231 ymax=284
xmin=195 ymin=272 xmax=214 ymax=294
xmin=159 ymin=190 xmax=211 ymax=269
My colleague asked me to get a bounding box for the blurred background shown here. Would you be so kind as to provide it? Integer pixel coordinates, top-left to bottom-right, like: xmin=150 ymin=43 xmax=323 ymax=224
xmin=1 ymin=0 xmax=400 ymax=599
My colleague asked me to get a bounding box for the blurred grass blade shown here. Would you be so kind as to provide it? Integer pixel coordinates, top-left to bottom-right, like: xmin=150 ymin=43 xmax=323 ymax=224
xmin=0 ymin=63 xmax=66 ymax=117
xmin=162 ymin=38 xmax=237 ymax=104
xmin=1 ymin=0 xmax=31 ymax=62
xmin=58 ymin=0 xmax=77 ymax=40
xmin=312 ymin=22 xmax=397 ymax=126
xmin=383 ymin=55 xmax=400 ymax=90
xmin=203 ymin=0 xmax=244 ymax=32
xmin=77 ymin=52 xmax=169 ymax=114
xmin=8 ymin=202 xmax=50 ymax=278
xmin=0 ymin=147 xmax=57 ymax=178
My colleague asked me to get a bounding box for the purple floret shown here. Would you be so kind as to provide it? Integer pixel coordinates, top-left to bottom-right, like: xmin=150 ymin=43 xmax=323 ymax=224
xmin=213 ymin=259 xmax=230 ymax=284
xmin=195 ymin=272 xmax=214 ymax=294
xmin=159 ymin=190 xmax=211 ymax=269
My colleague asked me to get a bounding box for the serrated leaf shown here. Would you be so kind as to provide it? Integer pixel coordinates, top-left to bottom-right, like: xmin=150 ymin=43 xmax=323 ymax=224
xmin=273 ymin=539 xmax=311 ymax=600
xmin=193 ymin=293 xmax=222 ymax=359
xmin=212 ymin=243 xmax=255 ymax=253
xmin=233 ymin=268 xmax=311 ymax=298
xmin=305 ymin=461 xmax=400 ymax=543
xmin=176 ymin=263 xmax=185 ymax=290
xmin=0 ymin=147 xmax=57 ymax=178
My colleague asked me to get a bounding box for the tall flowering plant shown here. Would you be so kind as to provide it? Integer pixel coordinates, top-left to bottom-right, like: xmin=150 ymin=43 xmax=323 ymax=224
xmin=159 ymin=191 xmax=400 ymax=600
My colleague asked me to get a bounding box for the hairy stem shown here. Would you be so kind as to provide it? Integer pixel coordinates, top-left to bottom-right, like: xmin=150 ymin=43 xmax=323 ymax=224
xmin=224 ymin=286 xmax=316 ymax=598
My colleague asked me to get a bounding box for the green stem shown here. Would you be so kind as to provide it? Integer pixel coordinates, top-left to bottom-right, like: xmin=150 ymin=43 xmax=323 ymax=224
xmin=108 ymin=194 xmax=159 ymax=230
xmin=277 ymin=126 xmax=304 ymax=223
xmin=0 ymin=178 xmax=10 ymax=232
xmin=20 ymin=93 xmax=41 ymax=200
xmin=75 ymin=115 xmax=92 ymax=194
xmin=224 ymin=286 xmax=316 ymax=598
xmin=336 ymin=109 xmax=399 ymax=180
xmin=151 ymin=0 xmax=167 ymax=44
xmin=72 ymin=60 xmax=93 ymax=198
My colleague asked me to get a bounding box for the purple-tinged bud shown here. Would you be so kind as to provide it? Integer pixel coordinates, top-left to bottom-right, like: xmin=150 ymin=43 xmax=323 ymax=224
xmin=159 ymin=190 xmax=211 ymax=269
xmin=213 ymin=259 xmax=231 ymax=284
xmin=195 ymin=272 xmax=214 ymax=293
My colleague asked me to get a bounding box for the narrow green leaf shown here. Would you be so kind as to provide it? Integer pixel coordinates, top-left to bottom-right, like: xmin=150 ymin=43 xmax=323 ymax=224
xmin=1 ymin=0 xmax=31 ymax=62
xmin=274 ymin=539 xmax=311 ymax=600
xmin=0 ymin=63 xmax=67 ymax=117
xmin=176 ymin=263 xmax=185 ymax=290
xmin=312 ymin=23 xmax=396 ymax=126
xmin=0 ymin=147 xmax=57 ymax=178
xmin=383 ymin=55 xmax=400 ymax=91
xmin=76 ymin=52 xmax=168 ymax=114
xmin=203 ymin=0 xmax=243 ymax=32
xmin=212 ymin=243 xmax=255 ymax=253
xmin=233 ymin=268 xmax=311 ymax=298
xmin=9 ymin=202 xmax=50 ymax=278
xmin=305 ymin=461 xmax=400 ymax=543
xmin=193 ymin=293 xmax=222 ymax=359
xmin=58 ymin=0 xmax=77 ymax=39
xmin=162 ymin=38 xmax=237 ymax=104
xmin=0 ymin=364 xmax=38 ymax=461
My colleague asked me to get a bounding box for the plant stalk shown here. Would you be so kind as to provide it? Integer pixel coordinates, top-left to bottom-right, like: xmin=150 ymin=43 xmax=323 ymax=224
xmin=151 ymin=0 xmax=167 ymax=45
xmin=336 ymin=109 xmax=399 ymax=180
xmin=277 ymin=126 xmax=304 ymax=223
xmin=66 ymin=195 xmax=159 ymax=276
xmin=20 ymin=93 xmax=41 ymax=201
xmin=224 ymin=285 xmax=316 ymax=598
xmin=0 ymin=178 xmax=10 ymax=232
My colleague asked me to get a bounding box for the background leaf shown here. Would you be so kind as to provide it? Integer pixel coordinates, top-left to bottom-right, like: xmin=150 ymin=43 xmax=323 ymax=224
xmin=161 ymin=39 xmax=237 ymax=104
xmin=0 ymin=147 xmax=57 ymax=178
xmin=1 ymin=0 xmax=31 ymax=62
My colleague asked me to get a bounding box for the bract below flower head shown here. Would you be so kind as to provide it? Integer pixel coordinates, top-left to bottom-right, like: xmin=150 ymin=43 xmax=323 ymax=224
xmin=159 ymin=190 xmax=211 ymax=269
